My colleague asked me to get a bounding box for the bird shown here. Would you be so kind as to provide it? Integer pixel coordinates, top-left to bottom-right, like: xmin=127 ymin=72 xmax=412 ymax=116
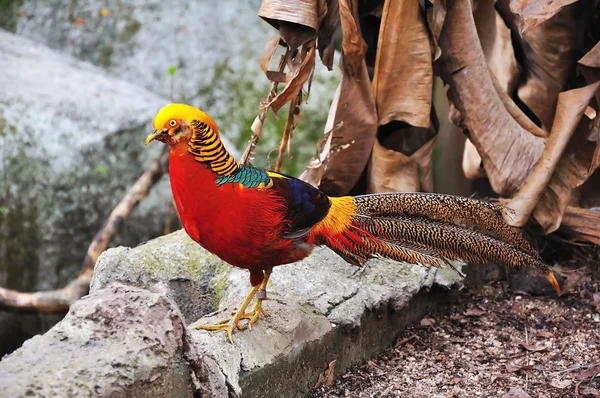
xmin=146 ymin=103 xmax=560 ymax=343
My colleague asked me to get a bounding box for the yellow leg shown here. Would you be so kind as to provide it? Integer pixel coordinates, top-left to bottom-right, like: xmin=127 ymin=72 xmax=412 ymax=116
xmin=240 ymin=268 xmax=272 ymax=328
xmin=191 ymin=285 xmax=260 ymax=344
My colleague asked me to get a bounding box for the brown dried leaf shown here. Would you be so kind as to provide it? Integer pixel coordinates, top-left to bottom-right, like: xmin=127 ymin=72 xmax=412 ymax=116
xmin=460 ymin=0 xmax=535 ymax=183
xmin=267 ymin=40 xmax=316 ymax=114
xmin=372 ymin=0 xmax=432 ymax=128
xmin=259 ymin=0 xmax=323 ymax=48
xmin=577 ymin=365 xmax=600 ymax=381
xmin=508 ymin=0 xmax=579 ymax=34
xmin=260 ymin=36 xmax=282 ymax=75
xmin=301 ymin=54 xmax=378 ymax=195
xmin=498 ymin=1 xmax=578 ymax=130
xmin=439 ymin=1 xmax=545 ymax=196
xmin=368 ymin=137 xmax=436 ymax=193
xmin=299 ymin=87 xmax=340 ymax=187
xmin=368 ymin=139 xmax=419 ymax=193
xmin=315 ymin=359 xmax=337 ymax=388
xmin=530 ymin=82 xmax=600 ymax=232
xmin=462 ymin=139 xmax=486 ymax=179
xmin=580 ymin=41 xmax=600 ymax=69
xmin=420 ymin=317 xmax=436 ymax=326
xmin=461 ymin=0 xmax=540 ymax=183
xmin=317 ymin=0 xmax=340 ymax=70
xmin=474 ymin=0 xmax=520 ymax=94
xmin=409 ymin=137 xmax=436 ymax=193
xmin=534 ymin=331 xmax=554 ymax=338
xmin=520 ymin=343 xmax=548 ymax=352
xmin=426 ymin=0 xmax=446 ymax=61
xmin=339 ymin=0 xmax=367 ymax=76
xmin=490 ymin=72 xmax=547 ymax=138
xmin=507 ymin=82 xmax=600 ymax=228
xmin=560 ymin=206 xmax=600 ymax=245
xmin=427 ymin=0 xmax=446 ymax=43
xmin=465 ymin=307 xmax=486 ymax=317
xmin=579 ymin=42 xmax=600 ymax=104
xmin=367 ymin=106 xmax=438 ymax=194
xmin=259 ymin=0 xmax=322 ymax=31
xmin=395 ymin=334 xmax=417 ymax=347
xmin=506 ymin=362 xmax=534 ymax=373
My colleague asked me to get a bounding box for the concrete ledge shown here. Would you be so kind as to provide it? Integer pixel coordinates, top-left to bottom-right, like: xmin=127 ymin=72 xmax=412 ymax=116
xmin=231 ymin=287 xmax=456 ymax=397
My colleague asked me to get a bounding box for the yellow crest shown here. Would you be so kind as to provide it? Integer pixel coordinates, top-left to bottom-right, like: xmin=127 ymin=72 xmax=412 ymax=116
xmin=153 ymin=103 xmax=219 ymax=133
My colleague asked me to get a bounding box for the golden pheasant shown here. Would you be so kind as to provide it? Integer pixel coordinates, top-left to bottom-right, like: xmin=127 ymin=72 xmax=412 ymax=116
xmin=146 ymin=103 xmax=560 ymax=343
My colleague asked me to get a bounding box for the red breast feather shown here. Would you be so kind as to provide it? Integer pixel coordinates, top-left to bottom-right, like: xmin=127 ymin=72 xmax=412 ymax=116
xmin=169 ymin=149 xmax=295 ymax=270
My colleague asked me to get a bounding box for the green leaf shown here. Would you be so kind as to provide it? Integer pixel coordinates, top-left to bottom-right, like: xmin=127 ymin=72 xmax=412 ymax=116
xmin=168 ymin=66 xmax=178 ymax=76
xmin=94 ymin=165 xmax=109 ymax=175
xmin=0 ymin=206 xmax=9 ymax=214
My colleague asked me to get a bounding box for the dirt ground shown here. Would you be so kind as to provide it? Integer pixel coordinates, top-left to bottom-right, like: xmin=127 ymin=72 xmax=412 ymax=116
xmin=311 ymin=265 xmax=600 ymax=398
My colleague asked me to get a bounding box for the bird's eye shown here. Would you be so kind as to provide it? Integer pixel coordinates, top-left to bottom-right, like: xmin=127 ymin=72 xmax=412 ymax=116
xmin=169 ymin=119 xmax=177 ymax=127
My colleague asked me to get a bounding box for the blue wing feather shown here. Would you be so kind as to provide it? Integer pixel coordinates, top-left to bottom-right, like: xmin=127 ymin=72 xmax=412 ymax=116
xmin=267 ymin=171 xmax=331 ymax=238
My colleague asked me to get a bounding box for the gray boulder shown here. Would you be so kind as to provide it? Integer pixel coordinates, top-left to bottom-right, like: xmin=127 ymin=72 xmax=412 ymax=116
xmin=0 ymin=28 xmax=168 ymax=291
xmin=12 ymin=0 xmax=268 ymax=101
xmin=0 ymin=282 xmax=226 ymax=397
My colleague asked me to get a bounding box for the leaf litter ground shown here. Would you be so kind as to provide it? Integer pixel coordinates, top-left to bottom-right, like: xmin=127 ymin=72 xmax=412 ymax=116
xmin=311 ymin=266 xmax=600 ymax=398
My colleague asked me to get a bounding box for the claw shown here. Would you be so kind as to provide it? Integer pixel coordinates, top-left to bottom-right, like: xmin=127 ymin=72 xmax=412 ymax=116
xmin=243 ymin=299 xmax=270 ymax=330
xmin=190 ymin=269 xmax=274 ymax=343
xmin=191 ymin=302 xmax=270 ymax=342
xmin=192 ymin=320 xmax=240 ymax=344
xmin=191 ymin=284 xmax=260 ymax=343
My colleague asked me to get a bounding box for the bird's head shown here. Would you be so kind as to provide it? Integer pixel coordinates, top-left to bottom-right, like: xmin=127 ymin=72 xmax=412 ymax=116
xmin=145 ymin=103 xmax=219 ymax=147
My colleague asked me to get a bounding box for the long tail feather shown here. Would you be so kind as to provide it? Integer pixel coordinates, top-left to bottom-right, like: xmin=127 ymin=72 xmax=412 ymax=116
xmin=354 ymin=193 xmax=538 ymax=257
xmin=353 ymin=213 xmax=541 ymax=270
xmin=314 ymin=193 xmax=560 ymax=294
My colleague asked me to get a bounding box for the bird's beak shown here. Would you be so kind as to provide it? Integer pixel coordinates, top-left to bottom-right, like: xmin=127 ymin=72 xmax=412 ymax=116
xmin=145 ymin=129 xmax=164 ymax=145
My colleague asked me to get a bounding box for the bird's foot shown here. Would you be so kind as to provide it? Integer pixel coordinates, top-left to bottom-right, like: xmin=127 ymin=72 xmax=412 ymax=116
xmin=239 ymin=298 xmax=270 ymax=329
xmin=191 ymin=300 xmax=270 ymax=342
xmin=191 ymin=314 xmax=247 ymax=344
xmin=191 ymin=285 xmax=261 ymax=343
xmin=227 ymin=299 xmax=270 ymax=326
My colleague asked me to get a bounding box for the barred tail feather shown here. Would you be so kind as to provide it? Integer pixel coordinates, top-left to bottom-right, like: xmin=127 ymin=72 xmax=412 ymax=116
xmin=354 ymin=193 xmax=538 ymax=257
xmin=316 ymin=194 xmax=560 ymax=295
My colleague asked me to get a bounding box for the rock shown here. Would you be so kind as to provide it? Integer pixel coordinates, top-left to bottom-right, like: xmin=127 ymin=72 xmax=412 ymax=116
xmin=13 ymin=0 xmax=268 ymax=101
xmin=0 ymin=27 xmax=239 ymax=292
xmin=90 ymin=231 xmax=232 ymax=323
xmin=0 ymin=27 xmax=169 ymax=291
xmin=0 ymin=283 xmax=210 ymax=398
xmin=91 ymin=229 xmax=464 ymax=397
